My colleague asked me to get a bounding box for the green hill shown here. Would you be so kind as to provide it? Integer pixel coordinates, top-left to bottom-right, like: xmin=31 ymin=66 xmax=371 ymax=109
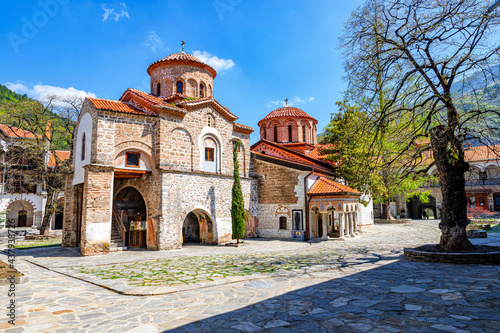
xmin=0 ymin=84 xmax=75 ymax=150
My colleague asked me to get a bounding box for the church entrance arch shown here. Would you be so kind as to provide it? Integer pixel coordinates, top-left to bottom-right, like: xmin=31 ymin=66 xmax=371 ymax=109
xmin=183 ymin=209 xmax=215 ymax=245
xmin=113 ymin=187 xmax=147 ymax=248
xmin=6 ymin=200 xmax=34 ymax=228
xmin=407 ymin=195 xmax=437 ymax=219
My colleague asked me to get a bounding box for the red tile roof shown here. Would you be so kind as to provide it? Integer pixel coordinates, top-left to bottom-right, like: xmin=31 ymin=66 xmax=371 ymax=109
xmin=0 ymin=124 xmax=42 ymax=139
xmin=308 ymin=177 xmax=360 ymax=195
xmin=234 ymin=123 xmax=254 ymax=133
xmin=258 ymin=107 xmax=317 ymax=125
xmin=48 ymin=150 xmax=71 ymax=167
xmin=465 ymin=145 xmax=500 ymax=162
xmin=87 ymin=97 xmax=155 ymax=116
xmin=147 ymin=52 xmax=217 ymax=78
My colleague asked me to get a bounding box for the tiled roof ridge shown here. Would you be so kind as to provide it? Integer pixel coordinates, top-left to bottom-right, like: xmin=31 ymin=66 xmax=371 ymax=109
xmin=308 ymin=177 xmax=361 ymax=195
xmin=0 ymin=123 xmax=43 ymax=139
xmin=258 ymin=106 xmax=318 ymax=125
xmin=147 ymin=52 xmax=217 ymax=78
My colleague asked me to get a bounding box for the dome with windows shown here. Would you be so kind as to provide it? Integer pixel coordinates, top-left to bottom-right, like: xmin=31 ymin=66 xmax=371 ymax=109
xmin=147 ymin=44 xmax=215 ymax=99
xmin=258 ymin=106 xmax=318 ymax=145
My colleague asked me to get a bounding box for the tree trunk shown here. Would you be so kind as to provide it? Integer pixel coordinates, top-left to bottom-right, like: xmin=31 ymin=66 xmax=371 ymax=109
xmin=381 ymin=199 xmax=395 ymax=220
xmin=39 ymin=189 xmax=58 ymax=236
xmin=430 ymin=125 xmax=473 ymax=250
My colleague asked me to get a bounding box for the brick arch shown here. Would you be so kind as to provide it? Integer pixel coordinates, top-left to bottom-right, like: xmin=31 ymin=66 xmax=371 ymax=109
xmin=114 ymin=141 xmax=154 ymax=170
xmin=187 ymin=79 xmax=197 ymax=97
xmin=173 ymin=77 xmax=186 ymax=94
xmin=167 ymin=125 xmax=195 ymax=171
xmin=283 ymin=118 xmax=299 ymax=142
xmin=179 ymin=205 xmax=215 ymax=245
xmin=267 ymin=120 xmax=281 ymax=142
xmin=228 ymin=138 xmax=246 ymax=176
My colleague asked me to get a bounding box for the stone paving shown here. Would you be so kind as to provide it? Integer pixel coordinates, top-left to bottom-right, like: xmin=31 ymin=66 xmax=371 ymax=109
xmin=1 ymin=220 xmax=499 ymax=332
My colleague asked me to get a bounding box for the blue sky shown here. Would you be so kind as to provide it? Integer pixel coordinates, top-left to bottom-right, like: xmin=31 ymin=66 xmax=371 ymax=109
xmin=1 ymin=0 xmax=363 ymax=143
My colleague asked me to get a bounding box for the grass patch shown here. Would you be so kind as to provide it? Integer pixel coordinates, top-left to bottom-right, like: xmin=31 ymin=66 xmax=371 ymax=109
xmin=15 ymin=239 xmax=62 ymax=250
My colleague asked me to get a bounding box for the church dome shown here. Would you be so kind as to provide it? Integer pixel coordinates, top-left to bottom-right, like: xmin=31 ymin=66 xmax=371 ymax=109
xmin=147 ymin=52 xmax=217 ymax=78
xmin=147 ymin=43 xmax=215 ymax=98
xmin=258 ymin=105 xmax=318 ymax=145
xmin=258 ymin=106 xmax=317 ymax=126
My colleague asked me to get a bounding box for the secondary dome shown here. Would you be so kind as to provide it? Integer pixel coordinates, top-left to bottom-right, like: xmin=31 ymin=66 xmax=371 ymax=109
xmin=147 ymin=52 xmax=217 ymax=78
xmin=258 ymin=105 xmax=318 ymax=145
xmin=258 ymin=106 xmax=317 ymax=126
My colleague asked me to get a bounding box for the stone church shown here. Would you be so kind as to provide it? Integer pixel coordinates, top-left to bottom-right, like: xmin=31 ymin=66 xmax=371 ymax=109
xmin=63 ymin=48 xmax=373 ymax=256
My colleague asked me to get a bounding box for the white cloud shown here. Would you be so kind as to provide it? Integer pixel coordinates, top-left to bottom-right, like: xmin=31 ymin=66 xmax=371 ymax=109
xmin=144 ymin=31 xmax=164 ymax=52
xmin=266 ymin=96 xmax=315 ymax=108
xmin=5 ymin=82 xmax=29 ymax=94
xmin=192 ymin=50 xmax=235 ymax=73
xmin=102 ymin=2 xmax=129 ymax=22
xmin=4 ymin=81 xmax=96 ymax=107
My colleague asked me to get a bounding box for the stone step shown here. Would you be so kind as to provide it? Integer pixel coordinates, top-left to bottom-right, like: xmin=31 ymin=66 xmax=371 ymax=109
xmin=109 ymin=246 xmax=127 ymax=252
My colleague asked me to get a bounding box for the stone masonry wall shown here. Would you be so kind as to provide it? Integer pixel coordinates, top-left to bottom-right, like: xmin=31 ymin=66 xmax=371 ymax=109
xmin=252 ymin=159 xmax=309 ymax=238
xmin=158 ymin=170 xmax=253 ymax=250
xmin=81 ymin=165 xmax=114 ymax=256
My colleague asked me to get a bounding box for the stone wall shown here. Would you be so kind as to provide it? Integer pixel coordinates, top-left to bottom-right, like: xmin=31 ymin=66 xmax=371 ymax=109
xmin=80 ymin=165 xmax=114 ymax=256
xmin=158 ymin=170 xmax=254 ymax=249
xmin=252 ymin=159 xmax=309 ymax=238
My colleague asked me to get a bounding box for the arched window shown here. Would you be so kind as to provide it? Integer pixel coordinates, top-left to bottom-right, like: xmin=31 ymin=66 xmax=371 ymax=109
xmin=302 ymin=126 xmax=306 ymax=143
xmin=288 ymin=125 xmax=293 ymax=142
xmin=262 ymin=125 xmax=267 ymax=140
xmin=207 ymin=114 xmax=215 ymax=127
xmin=81 ymin=133 xmax=86 ymax=161
xmin=279 ymin=216 xmax=287 ymax=230
xmin=203 ymin=136 xmax=219 ymax=173
xmin=199 ymin=83 xmax=205 ymax=98
xmin=274 ymin=126 xmax=278 ymax=142
xmin=156 ymin=83 xmax=161 ymax=96
xmin=176 ymin=81 xmax=183 ymax=94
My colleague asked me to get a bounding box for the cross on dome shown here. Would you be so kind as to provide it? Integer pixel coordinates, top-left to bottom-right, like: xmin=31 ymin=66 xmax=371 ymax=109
xmin=181 ymin=40 xmax=185 ymax=53
xmin=285 ymin=98 xmax=289 ymax=106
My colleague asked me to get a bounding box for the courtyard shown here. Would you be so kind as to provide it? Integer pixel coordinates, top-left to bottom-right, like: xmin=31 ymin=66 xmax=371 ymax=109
xmin=0 ymin=220 xmax=499 ymax=332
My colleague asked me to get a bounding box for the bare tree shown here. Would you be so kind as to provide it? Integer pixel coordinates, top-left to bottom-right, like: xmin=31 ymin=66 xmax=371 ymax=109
xmin=0 ymin=95 xmax=81 ymax=235
xmin=342 ymin=0 xmax=500 ymax=250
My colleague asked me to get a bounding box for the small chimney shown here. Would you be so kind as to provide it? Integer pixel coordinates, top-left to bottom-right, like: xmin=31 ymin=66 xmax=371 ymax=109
xmin=465 ymin=142 xmax=472 ymax=150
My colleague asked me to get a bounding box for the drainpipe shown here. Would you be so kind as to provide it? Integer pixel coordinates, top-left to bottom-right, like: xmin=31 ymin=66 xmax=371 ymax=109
xmin=304 ymin=168 xmax=314 ymax=241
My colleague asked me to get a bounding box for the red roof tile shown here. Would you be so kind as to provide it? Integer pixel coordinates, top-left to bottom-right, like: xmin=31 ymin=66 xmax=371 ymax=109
xmin=258 ymin=107 xmax=317 ymax=125
xmin=465 ymin=145 xmax=500 ymax=162
xmin=48 ymin=150 xmax=71 ymax=167
xmin=87 ymin=97 xmax=156 ymax=116
xmin=0 ymin=124 xmax=42 ymax=139
xmin=234 ymin=123 xmax=254 ymax=132
xmin=147 ymin=52 xmax=217 ymax=78
xmin=308 ymin=177 xmax=360 ymax=195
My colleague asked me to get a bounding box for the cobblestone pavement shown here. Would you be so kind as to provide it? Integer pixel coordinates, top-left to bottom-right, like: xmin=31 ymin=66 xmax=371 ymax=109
xmin=1 ymin=220 xmax=500 ymax=332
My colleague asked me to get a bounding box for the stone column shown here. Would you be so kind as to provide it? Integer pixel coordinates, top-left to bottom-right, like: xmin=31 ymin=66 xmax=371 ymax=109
xmin=321 ymin=213 xmax=328 ymax=240
xmin=349 ymin=213 xmax=355 ymax=237
xmin=80 ymin=164 xmax=114 ymax=256
xmin=354 ymin=212 xmax=360 ymax=235
xmin=339 ymin=213 xmax=345 ymax=239
xmin=344 ymin=212 xmax=351 ymax=238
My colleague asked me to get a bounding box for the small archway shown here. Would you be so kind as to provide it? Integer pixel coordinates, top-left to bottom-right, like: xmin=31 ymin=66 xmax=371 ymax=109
xmin=183 ymin=209 xmax=215 ymax=245
xmin=6 ymin=200 xmax=34 ymax=228
xmin=113 ymin=187 xmax=147 ymax=248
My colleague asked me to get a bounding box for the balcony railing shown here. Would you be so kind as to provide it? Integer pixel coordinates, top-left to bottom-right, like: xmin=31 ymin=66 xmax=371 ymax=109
xmin=423 ymin=177 xmax=500 ymax=188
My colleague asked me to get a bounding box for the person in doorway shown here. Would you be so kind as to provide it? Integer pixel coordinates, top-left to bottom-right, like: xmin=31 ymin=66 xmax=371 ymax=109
xmin=422 ymin=210 xmax=428 ymax=219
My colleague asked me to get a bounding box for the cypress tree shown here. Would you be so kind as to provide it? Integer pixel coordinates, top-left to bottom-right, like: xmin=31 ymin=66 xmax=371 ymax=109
xmin=231 ymin=141 xmax=245 ymax=244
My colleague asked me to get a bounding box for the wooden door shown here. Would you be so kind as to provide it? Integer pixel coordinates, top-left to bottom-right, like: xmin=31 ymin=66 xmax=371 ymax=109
xmin=18 ymin=210 xmax=27 ymax=227
xmin=318 ymin=218 xmax=323 ymax=237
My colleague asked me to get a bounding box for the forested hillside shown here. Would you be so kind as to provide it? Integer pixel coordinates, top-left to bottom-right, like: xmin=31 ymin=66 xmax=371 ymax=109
xmin=0 ymin=84 xmax=76 ymax=150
